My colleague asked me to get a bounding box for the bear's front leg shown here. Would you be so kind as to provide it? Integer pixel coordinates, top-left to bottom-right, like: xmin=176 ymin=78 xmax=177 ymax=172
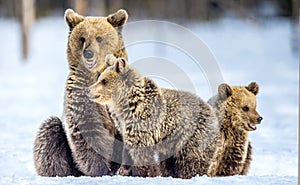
xmin=127 ymin=145 xmax=161 ymax=177
xmin=240 ymin=142 xmax=252 ymax=175
xmin=116 ymin=165 xmax=132 ymax=176
xmin=115 ymin=145 xmax=133 ymax=176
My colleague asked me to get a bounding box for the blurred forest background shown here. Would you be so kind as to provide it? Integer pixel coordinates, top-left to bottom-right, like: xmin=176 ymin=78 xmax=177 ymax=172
xmin=1 ymin=0 xmax=299 ymax=19
xmin=0 ymin=0 xmax=298 ymax=59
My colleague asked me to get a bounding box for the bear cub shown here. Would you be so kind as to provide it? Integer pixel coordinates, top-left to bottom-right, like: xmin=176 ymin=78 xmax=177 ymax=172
xmin=207 ymin=82 xmax=263 ymax=176
xmin=86 ymin=55 xmax=220 ymax=178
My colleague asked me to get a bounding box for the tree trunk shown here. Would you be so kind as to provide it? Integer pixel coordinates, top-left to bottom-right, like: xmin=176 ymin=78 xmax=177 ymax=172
xmin=74 ymin=0 xmax=89 ymax=15
xmin=21 ymin=0 xmax=35 ymax=60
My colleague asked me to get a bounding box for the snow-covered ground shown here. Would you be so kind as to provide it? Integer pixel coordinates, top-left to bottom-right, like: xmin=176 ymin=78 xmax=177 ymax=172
xmin=0 ymin=15 xmax=298 ymax=184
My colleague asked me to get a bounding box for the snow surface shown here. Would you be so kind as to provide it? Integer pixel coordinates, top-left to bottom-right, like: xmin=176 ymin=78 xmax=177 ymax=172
xmin=0 ymin=16 xmax=298 ymax=184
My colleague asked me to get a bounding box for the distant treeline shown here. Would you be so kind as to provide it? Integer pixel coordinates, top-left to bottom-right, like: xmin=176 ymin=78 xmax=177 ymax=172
xmin=0 ymin=0 xmax=298 ymax=20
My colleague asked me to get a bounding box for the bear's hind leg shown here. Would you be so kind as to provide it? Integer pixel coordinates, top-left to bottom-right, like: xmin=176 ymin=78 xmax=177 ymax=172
xmin=34 ymin=116 xmax=82 ymax=177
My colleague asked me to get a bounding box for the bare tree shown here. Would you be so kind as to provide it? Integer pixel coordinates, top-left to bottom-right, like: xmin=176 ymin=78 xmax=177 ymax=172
xmin=21 ymin=0 xmax=35 ymax=60
xmin=74 ymin=0 xmax=88 ymax=15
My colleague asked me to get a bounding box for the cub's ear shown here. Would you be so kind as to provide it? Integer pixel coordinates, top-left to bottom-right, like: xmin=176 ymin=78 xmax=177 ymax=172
xmin=115 ymin=58 xmax=127 ymax=73
xmin=246 ymin=82 xmax=259 ymax=95
xmin=105 ymin=54 xmax=117 ymax=67
xmin=65 ymin=9 xmax=84 ymax=31
xmin=107 ymin=9 xmax=128 ymax=29
xmin=218 ymin=83 xmax=232 ymax=100
xmin=145 ymin=78 xmax=159 ymax=93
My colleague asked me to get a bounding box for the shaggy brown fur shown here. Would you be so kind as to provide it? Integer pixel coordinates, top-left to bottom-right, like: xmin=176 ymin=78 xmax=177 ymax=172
xmin=34 ymin=9 xmax=128 ymax=176
xmin=87 ymin=55 xmax=220 ymax=178
xmin=207 ymin=82 xmax=263 ymax=176
xmin=34 ymin=117 xmax=83 ymax=177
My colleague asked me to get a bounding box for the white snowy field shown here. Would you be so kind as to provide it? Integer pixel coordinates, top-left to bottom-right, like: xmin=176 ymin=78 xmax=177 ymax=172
xmin=0 ymin=16 xmax=298 ymax=185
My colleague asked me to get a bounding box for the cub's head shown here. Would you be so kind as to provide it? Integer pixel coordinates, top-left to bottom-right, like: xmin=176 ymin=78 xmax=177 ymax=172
xmin=65 ymin=9 xmax=128 ymax=73
xmin=209 ymin=82 xmax=263 ymax=132
xmin=86 ymin=54 xmax=128 ymax=104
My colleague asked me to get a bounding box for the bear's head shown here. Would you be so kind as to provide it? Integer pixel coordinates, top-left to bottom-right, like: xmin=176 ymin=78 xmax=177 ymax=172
xmin=209 ymin=82 xmax=263 ymax=132
xmin=65 ymin=9 xmax=128 ymax=74
xmin=86 ymin=54 xmax=129 ymax=104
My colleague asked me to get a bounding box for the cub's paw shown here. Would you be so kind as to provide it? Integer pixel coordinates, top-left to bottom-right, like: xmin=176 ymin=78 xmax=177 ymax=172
xmin=105 ymin=54 xmax=116 ymax=66
xmin=105 ymin=54 xmax=127 ymax=68
xmin=116 ymin=165 xmax=131 ymax=176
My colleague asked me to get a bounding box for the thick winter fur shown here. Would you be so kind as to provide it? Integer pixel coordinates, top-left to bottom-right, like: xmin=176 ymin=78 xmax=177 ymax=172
xmin=33 ymin=9 xmax=128 ymax=176
xmin=207 ymin=82 xmax=263 ymax=176
xmin=34 ymin=117 xmax=83 ymax=177
xmin=87 ymin=55 xmax=220 ymax=178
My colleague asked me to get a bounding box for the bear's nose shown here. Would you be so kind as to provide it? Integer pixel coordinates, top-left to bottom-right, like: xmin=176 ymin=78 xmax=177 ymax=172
xmin=83 ymin=49 xmax=94 ymax=59
xmin=85 ymin=87 xmax=90 ymax=95
xmin=257 ymin=117 xmax=263 ymax=123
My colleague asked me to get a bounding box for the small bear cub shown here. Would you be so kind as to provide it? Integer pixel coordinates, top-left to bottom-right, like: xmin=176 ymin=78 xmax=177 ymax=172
xmin=207 ymin=82 xmax=263 ymax=176
xmin=86 ymin=54 xmax=220 ymax=178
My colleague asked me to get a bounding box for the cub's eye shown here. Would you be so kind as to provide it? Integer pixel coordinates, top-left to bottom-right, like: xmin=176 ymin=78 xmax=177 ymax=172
xmin=242 ymin=106 xmax=249 ymax=111
xmin=96 ymin=37 xmax=103 ymax=43
xmin=101 ymin=79 xmax=107 ymax=85
xmin=80 ymin=37 xmax=85 ymax=44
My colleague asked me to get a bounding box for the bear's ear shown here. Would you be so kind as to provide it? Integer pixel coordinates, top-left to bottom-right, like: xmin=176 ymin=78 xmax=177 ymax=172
xmin=105 ymin=54 xmax=117 ymax=67
xmin=218 ymin=83 xmax=232 ymax=100
xmin=246 ymin=82 xmax=259 ymax=95
xmin=65 ymin=9 xmax=84 ymax=31
xmin=115 ymin=58 xmax=127 ymax=73
xmin=107 ymin=9 xmax=128 ymax=29
xmin=145 ymin=78 xmax=159 ymax=93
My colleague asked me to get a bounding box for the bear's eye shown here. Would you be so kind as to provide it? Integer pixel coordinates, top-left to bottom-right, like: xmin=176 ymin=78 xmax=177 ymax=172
xmin=96 ymin=37 xmax=103 ymax=43
xmin=80 ymin=37 xmax=85 ymax=47
xmin=242 ymin=106 xmax=249 ymax=112
xmin=80 ymin=37 xmax=85 ymax=43
xmin=101 ymin=79 xmax=107 ymax=85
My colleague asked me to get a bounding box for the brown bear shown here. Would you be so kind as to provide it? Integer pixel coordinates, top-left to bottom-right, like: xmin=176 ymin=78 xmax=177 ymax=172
xmin=207 ymin=82 xmax=263 ymax=176
xmin=86 ymin=55 xmax=220 ymax=178
xmin=34 ymin=8 xmax=128 ymax=177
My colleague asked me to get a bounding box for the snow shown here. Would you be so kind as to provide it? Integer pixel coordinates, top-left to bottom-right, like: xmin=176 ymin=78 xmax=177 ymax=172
xmin=0 ymin=175 xmax=297 ymax=185
xmin=0 ymin=16 xmax=298 ymax=184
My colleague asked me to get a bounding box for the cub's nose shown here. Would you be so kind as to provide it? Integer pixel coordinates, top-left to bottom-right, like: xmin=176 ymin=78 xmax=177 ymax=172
xmin=85 ymin=87 xmax=90 ymax=95
xmin=83 ymin=49 xmax=94 ymax=59
xmin=257 ymin=117 xmax=263 ymax=123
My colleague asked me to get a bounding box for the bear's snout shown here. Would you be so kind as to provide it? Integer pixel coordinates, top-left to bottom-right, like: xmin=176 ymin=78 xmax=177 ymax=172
xmin=83 ymin=49 xmax=94 ymax=59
